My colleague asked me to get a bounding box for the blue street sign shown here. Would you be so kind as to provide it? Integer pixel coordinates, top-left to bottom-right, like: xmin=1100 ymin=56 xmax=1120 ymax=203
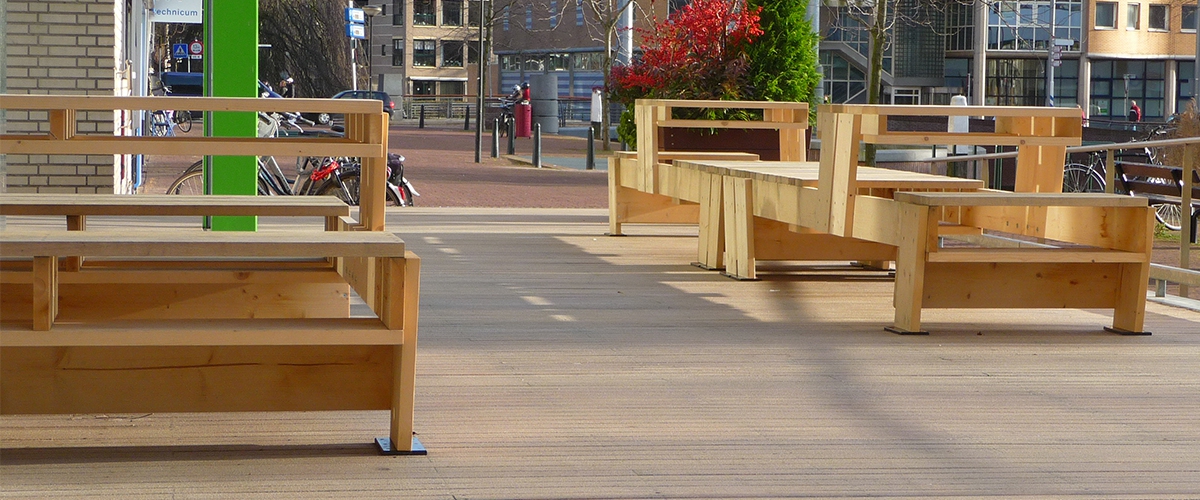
xmin=172 ymin=43 xmax=188 ymax=59
xmin=345 ymin=23 xmax=366 ymax=39
xmin=345 ymin=7 xmax=365 ymax=23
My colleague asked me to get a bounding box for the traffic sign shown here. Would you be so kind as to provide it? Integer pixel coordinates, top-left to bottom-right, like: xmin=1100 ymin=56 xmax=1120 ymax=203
xmin=345 ymin=23 xmax=366 ymax=39
xmin=172 ymin=43 xmax=188 ymax=59
xmin=188 ymin=40 xmax=203 ymax=60
xmin=345 ymin=7 xmax=365 ymax=23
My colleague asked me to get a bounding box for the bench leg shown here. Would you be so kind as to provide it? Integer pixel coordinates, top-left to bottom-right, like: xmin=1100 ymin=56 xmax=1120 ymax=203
xmin=722 ymin=176 xmax=756 ymax=280
xmin=1105 ymin=261 xmax=1152 ymax=336
xmin=32 ymin=256 xmax=59 ymax=331
xmin=377 ymin=252 xmax=427 ymax=455
xmin=888 ymin=205 xmax=933 ymax=335
xmin=64 ymin=215 xmax=85 ymax=272
xmin=694 ymin=172 xmax=725 ymax=270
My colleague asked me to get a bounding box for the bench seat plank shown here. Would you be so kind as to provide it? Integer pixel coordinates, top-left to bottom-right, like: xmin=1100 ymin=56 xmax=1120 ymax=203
xmin=927 ymin=248 xmax=1147 ymax=263
xmin=0 ymin=194 xmax=351 ymax=218
xmin=0 ymin=318 xmax=401 ymax=347
xmin=0 ymin=230 xmax=405 ymax=258
xmin=895 ymin=191 xmax=1149 ymax=207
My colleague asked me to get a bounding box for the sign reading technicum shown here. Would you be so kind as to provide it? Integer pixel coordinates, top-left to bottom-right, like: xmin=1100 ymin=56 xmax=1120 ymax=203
xmin=149 ymin=0 xmax=202 ymax=24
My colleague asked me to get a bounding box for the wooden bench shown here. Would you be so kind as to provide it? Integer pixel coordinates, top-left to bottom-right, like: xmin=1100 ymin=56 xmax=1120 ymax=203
xmin=608 ymin=99 xmax=809 ymax=236
xmin=1114 ymin=161 xmax=1199 ymax=243
xmin=889 ymin=191 xmax=1153 ymax=335
xmin=672 ymin=159 xmax=985 ymax=279
xmin=0 ymin=228 xmax=425 ymax=454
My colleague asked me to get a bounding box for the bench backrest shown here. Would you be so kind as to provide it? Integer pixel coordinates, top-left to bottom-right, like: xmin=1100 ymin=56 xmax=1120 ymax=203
xmin=634 ymin=99 xmax=810 ymax=192
xmin=813 ymin=103 xmax=1083 ymax=237
xmin=0 ymin=94 xmax=390 ymax=231
xmin=0 ymin=230 xmax=406 ymax=258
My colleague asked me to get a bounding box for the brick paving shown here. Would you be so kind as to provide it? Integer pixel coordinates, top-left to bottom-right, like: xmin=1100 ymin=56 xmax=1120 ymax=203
xmin=138 ymin=119 xmax=610 ymax=208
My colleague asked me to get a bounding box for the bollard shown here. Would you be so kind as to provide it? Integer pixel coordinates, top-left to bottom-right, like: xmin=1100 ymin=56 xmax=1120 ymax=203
xmin=532 ymin=124 xmax=542 ymax=168
xmin=419 ymin=105 xmax=426 ymax=129
xmin=507 ymin=119 xmax=515 ymax=155
xmin=464 ymin=104 xmax=471 ymax=130
xmin=491 ymin=118 xmax=500 ymax=158
xmin=586 ymin=126 xmax=595 ymax=170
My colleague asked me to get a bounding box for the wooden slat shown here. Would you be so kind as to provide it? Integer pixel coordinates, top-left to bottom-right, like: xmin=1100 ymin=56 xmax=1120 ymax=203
xmin=0 ymin=94 xmax=382 ymax=114
xmin=926 ymin=248 xmax=1146 ymax=263
xmin=862 ymin=132 xmax=1080 ymax=147
xmin=0 ymin=194 xmax=350 ymax=217
xmin=658 ymin=119 xmax=809 ymax=130
xmin=824 ymin=103 xmax=1082 ymax=118
xmin=895 ymin=191 xmax=1148 ymax=207
xmin=0 ymin=318 xmax=401 ymax=347
xmin=0 ymin=134 xmax=383 ymax=157
xmin=0 ymin=230 xmax=406 ymax=258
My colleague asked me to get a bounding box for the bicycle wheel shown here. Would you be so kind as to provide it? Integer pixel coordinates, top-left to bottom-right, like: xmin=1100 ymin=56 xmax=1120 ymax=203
xmin=317 ymin=171 xmax=360 ymax=206
xmin=167 ymin=170 xmax=203 ymax=195
xmin=1154 ymin=203 xmax=1183 ymax=231
xmin=1062 ymin=163 xmax=1105 ymax=193
xmin=401 ymin=184 xmax=415 ymax=207
xmin=174 ymin=110 xmax=192 ymax=133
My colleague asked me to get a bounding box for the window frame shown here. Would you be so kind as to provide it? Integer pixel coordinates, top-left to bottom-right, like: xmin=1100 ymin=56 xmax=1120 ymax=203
xmin=391 ymin=38 xmax=404 ymax=66
xmin=443 ymin=0 xmax=463 ymax=26
xmin=441 ymin=40 xmax=464 ymax=67
xmin=412 ymin=39 xmax=437 ymax=67
xmin=1126 ymin=2 xmax=1141 ymax=30
xmin=1095 ymin=1 xmax=1117 ymax=28
xmin=413 ymin=0 xmax=435 ymax=26
xmin=1147 ymin=3 xmax=1167 ymax=31
xmin=1183 ymin=5 xmax=1197 ymax=32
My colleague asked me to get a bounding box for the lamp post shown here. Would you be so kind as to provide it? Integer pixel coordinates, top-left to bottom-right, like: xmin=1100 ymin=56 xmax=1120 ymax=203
xmin=362 ymin=5 xmax=382 ymax=91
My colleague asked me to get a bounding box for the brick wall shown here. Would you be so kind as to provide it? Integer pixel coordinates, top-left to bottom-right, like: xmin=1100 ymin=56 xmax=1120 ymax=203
xmin=3 ymin=0 xmax=116 ymax=193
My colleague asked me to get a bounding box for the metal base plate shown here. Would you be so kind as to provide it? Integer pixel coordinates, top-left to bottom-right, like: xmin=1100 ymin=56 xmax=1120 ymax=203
xmin=1104 ymin=326 xmax=1152 ymax=336
xmin=884 ymin=326 xmax=930 ymax=336
xmin=691 ymin=262 xmax=723 ymax=271
xmin=375 ymin=436 xmax=428 ymax=456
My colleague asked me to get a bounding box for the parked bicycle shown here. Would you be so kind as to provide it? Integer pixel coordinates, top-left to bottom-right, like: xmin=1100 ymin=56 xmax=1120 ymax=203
xmin=149 ymin=108 xmax=192 ymax=136
xmin=1060 ymin=143 xmax=1182 ymax=229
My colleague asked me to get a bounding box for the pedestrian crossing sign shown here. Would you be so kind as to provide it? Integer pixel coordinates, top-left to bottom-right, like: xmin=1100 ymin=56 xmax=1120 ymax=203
xmin=172 ymin=43 xmax=188 ymax=59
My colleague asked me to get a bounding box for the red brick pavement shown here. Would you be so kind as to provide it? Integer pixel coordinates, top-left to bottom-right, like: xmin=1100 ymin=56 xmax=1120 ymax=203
xmin=138 ymin=121 xmax=610 ymax=208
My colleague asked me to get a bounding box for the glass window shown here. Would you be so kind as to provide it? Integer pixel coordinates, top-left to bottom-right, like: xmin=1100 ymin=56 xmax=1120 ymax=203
xmin=502 ymin=6 xmax=509 ymax=30
xmin=576 ymin=0 xmax=584 ymax=26
xmin=1177 ymin=62 xmax=1195 ymax=114
xmin=413 ymin=0 xmax=435 ymax=25
xmin=443 ymin=0 xmax=462 ymax=26
xmin=1183 ymin=5 xmax=1197 ymax=31
xmin=1127 ymin=3 xmax=1140 ymax=29
xmin=468 ymin=0 xmax=485 ymax=26
xmin=413 ymin=39 xmax=436 ymax=67
xmin=547 ymin=53 xmax=570 ymax=71
xmin=526 ymin=5 xmax=533 ymax=29
xmin=1148 ymin=4 xmax=1166 ymax=30
xmin=442 ymin=41 xmax=463 ymax=67
xmin=392 ymin=0 xmax=404 ymax=25
xmin=440 ymin=81 xmax=465 ymax=95
xmin=988 ymin=0 xmax=1082 ymax=51
xmin=467 ymin=42 xmax=479 ymax=64
xmin=1088 ymin=59 xmax=1166 ymax=119
xmin=392 ymin=39 xmax=404 ymax=66
xmin=413 ymin=81 xmax=435 ymax=95
xmin=1095 ymin=1 xmax=1116 ymax=28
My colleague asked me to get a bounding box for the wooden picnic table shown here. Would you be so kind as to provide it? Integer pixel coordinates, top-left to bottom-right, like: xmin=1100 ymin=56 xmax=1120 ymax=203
xmin=670 ymin=160 xmax=985 ymax=277
xmin=0 ymin=193 xmax=351 ymax=229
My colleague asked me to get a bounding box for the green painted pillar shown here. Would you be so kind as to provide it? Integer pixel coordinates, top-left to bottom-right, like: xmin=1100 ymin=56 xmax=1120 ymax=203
xmin=204 ymin=0 xmax=258 ymax=231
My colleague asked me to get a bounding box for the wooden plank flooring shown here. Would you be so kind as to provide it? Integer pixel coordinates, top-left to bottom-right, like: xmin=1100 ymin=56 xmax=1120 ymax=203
xmin=3 ymin=208 xmax=1199 ymax=499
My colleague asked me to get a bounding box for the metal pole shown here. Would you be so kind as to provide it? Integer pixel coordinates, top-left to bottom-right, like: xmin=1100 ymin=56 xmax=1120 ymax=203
xmin=474 ymin=0 xmax=486 ymax=163
xmin=1046 ymin=0 xmax=1055 ymax=106
xmin=533 ymin=123 xmax=542 ymax=168
xmin=464 ymin=103 xmax=471 ymax=130
xmin=349 ymin=0 xmax=357 ymax=91
xmin=586 ymin=126 xmax=595 ymax=170
xmin=491 ymin=118 xmax=500 ymax=158
xmin=419 ymin=105 xmax=425 ymax=128
xmin=507 ymin=120 xmax=515 ymax=155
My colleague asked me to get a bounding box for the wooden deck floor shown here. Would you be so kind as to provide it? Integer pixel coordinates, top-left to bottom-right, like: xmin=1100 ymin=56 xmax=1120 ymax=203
xmin=3 ymin=208 xmax=1199 ymax=499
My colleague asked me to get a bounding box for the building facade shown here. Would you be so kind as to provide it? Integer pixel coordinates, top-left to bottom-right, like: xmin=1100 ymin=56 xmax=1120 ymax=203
xmin=367 ymin=0 xmax=485 ymax=101
xmin=821 ymin=0 xmax=1198 ymax=122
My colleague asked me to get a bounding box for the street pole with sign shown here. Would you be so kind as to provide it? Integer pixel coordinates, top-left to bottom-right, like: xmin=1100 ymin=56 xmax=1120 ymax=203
xmin=346 ymin=3 xmax=366 ymax=91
